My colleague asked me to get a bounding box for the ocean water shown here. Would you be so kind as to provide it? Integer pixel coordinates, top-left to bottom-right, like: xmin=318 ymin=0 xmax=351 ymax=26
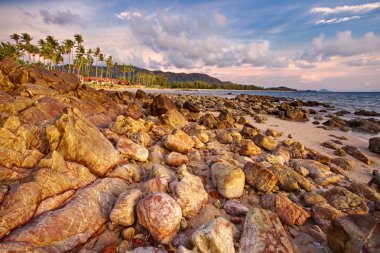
xmin=136 ymin=89 xmax=380 ymax=114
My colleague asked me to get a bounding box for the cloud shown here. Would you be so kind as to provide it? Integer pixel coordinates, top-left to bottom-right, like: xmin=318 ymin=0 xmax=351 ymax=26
xmin=315 ymin=16 xmax=360 ymax=25
xmin=311 ymin=2 xmax=380 ymax=15
xmin=346 ymin=58 xmax=380 ymax=67
xmin=115 ymin=8 xmax=286 ymax=69
xmin=115 ymin=11 xmax=142 ymax=21
xmin=301 ymin=31 xmax=380 ymax=62
xmin=39 ymin=9 xmax=81 ymax=25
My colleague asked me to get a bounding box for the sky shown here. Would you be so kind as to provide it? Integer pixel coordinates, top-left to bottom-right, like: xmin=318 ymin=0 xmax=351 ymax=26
xmin=0 ymin=0 xmax=380 ymax=91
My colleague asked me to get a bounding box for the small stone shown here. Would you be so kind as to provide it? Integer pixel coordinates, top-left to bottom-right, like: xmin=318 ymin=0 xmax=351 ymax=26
xmin=253 ymin=134 xmax=278 ymax=151
xmin=239 ymin=141 xmax=261 ymax=156
xmin=369 ymin=137 xmax=380 ymax=155
xmin=342 ymin=145 xmax=372 ymax=164
xmin=321 ymin=141 xmax=337 ymax=150
xmin=122 ymin=227 xmax=135 ymax=240
xmin=334 ymin=148 xmax=346 ymax=156
xmin=164 ymin=130 xmax=195 ymax=154
xmin=165 ymin=152 xmax=189 ymax=167
xmin=117 ymin=138 xmax=149 ymax=162
xmin=110 ymin=189 xmax=143 ymax=227
xmin=223 ymin=200 xmax=249 ymax=216
xmin=265 ymin=129 xmax=282 ymax=137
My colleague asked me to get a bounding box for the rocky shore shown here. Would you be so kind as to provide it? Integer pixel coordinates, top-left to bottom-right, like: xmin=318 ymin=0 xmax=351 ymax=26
xmin=0 ymin=57 xmax=379 ymax=253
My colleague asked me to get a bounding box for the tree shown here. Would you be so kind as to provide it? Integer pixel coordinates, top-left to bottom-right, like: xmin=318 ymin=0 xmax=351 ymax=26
xmin=94 ymin=47 xmax=101 ymax=78
xmin=21 ymin=33 xmax=33 ymax=62
xmin=10 ymin=33 xmax=21 ymax=59
xmin=106 ymin=55 xmax=113 ymax=79
xmin=85 ymin=48 xmax=93 ymax=76
xmin=45 ymin=35 xmax=59 ymax=70
xmin=98 ymin=53 xmax=104 ymax=78
xmin=75 ymin=45 xmax=85 ymax=75
xmin=0 ymin=42 xmax=21 ymax=60
xmin=63 ymin=39 xmax=74 ymax=73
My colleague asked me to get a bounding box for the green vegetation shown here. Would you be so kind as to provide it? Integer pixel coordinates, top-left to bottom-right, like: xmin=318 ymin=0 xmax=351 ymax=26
xmin=0 ymin=32 xmax=296 ymax=91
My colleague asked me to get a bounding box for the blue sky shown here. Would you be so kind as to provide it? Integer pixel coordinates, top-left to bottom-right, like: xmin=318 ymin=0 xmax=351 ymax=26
xmin=0 ymin=0 xmax=380 ymax=91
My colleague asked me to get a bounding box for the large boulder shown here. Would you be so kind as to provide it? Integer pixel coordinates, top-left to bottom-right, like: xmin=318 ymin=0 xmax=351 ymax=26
xmin=261 ymin=192 xmax=310 ymax=226
xmin=211 ymin=160 xmax=245 ymax=199
xmin=327 ymin=214 xmax=380 ymax=253
xmin=110 ymin=115 xmax=151 ymax=137
xmin=46 ymin=107 xmax=119 ymax=176
xmin=110 ymin=189 xmax=143 ymax=227
xmin=137 ymin=193 xmax=182 ymax=244
xmin=239 ymin=140 xmax=262 ymax=156
xmin=271 ymin=164 xmax=313 ymax=192
xmin=170 ymin=166 xmax=208 ymax=218
xmin=311 ymin=202 xmax=343 ymax=229
xmin=0 ymin=178 xmax=127 ymax=252
xmin=239 ymin=208 xmax=294 ymax=253
xmin=0 ymin=116 xmax=43 ymax=169
xmin=191 ymin=217 xmax=235 ymax=253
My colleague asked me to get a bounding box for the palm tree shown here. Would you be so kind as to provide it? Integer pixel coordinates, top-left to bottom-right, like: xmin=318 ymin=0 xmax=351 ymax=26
xmin=75 ymin=45 xmax=85 ymax=75
xmin=63 ymin=39 xmax=74 ymax=73
xmin=45 ymin=35 xmax=58 ymax=70
xmin=106 ymin=55 xmax=113 ymax=79
xmin=10 ymin=33 xmax=21 ymax=59
xmin=21 ymin=33 xmax=33 ymax=62
xmin=0 ymin=42 xmax=21 ymax=61
xmin=74 ymin=34 xmax=83 ymax=46
xmin=98 ymin=53 xmax=104 ymax=78
xmin=94 ymin=47 xmax=101 ymax=78
xmin=85 ymin=48 xmax=93 ymax=76
xmin=30 ymin=44 xmax=39 ymax=63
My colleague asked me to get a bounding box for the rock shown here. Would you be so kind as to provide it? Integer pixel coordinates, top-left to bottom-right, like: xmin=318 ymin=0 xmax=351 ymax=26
xmin=110 ymin=116 xmax=151 ymax=137
xmin=239 ymin=208 xmax=294 ymax=253
xmin=122 ymin=227 xmax=135 ymax=240
xmin=151 ymin=94 xmax=177 ymax=116
xmin=369 ymin=137 xmax=380 ymax=154
xmin=334 ymin=148 xmax=346 ymax=156
xmin=343 ymin=145 xmax=372 ymax=164
xmin=130 ymin=132 xmax=151 ymax=147
xmin=223 ymin=200 xmax=249 ymax=216
xmin=0 ymin=178 xmax=127 ymax=251
xmin=137 ymin=193 xmax=182 ymax=244
xmin=253 ymin=134 xmax=278 ymax=151
xmin=110 ymin=189 xmax=143 ymax=227
xmin=321 ymin=141 xmax=337 ymax=150
xmin=291 ymin=159 xmax=341 ymax=186
xmin=117 ymin=138 xmax=149 ymax=162
xmin=324 ymin=187 xmax=368 ymax=214
xmin=0 ymin=116 xmax=43 ymax=169
xmin=354 ymin=109 xmax=380 ymax=116
xmin=34 ymin=190 xmax=75 ymax=217
xmin=331 ymin=157 xmax=354 ymax=171
xmin=306 ymin=149 xmax=332 ymax=164
xmin=125 ymin=103 xmax=144 ymax=119
xmin=141 ymin=177 xmax=169 ymax=195
xmin=261 ymin=193 xmax=310 ymax=226
xmin=265 ymin=129 xmax=282 ymax=137
xmin=350 ymin=182 xmax=380 ymax=208
xmin=244 ymin=162 xmax=277 ymax=193
xmin=217 ymin=131 xmax=233 ymax=144
xmin=165 ymin=152 xmax=189 ymax=166
xmin=191 ymin=217 xmax=235 ymax=253
xmin=183 ymin=101 xmax=200 ymax=113
xmin=303 ymin=192 xmax=327 ymax=207
xmin=327 ymin=214 xmax=380 ymax=253
xmin=107 ymin=164 xmax=141 ymax=183
xmin=239 ymin=141 xmax=261 ymax=156
xmin=211 ymin=160 xmax=245 ymax=199
xmin=148 ymin=145 xmax=168 ymax=164
xmin=169 ymin=166 xmax=208 ymax=218
xmin=160 ymin=109 xmax=188 ymax=129
xmin=241 ymin=124 xmax=259 ymax=139
xmin=46 ymin=107 xmax=119 ymax=176
xmin=164 ymin=129 xmax=195 ymax=154
xmin=271 ymin=164 xmax=313 ymax=192
xmin=152 ymin=164 xmax=177 ymax=182
xmin=135 ymin=89 xmax=148 ymax=99
xmin=199 ymin=113 xmax=218 ymax=129
xmin=311 ymin=202 xmax=343 ymax=229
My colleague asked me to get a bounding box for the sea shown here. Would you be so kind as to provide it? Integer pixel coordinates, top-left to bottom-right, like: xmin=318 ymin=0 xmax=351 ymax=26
xmin=131 ymin=89 xmax=380 ymax=115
